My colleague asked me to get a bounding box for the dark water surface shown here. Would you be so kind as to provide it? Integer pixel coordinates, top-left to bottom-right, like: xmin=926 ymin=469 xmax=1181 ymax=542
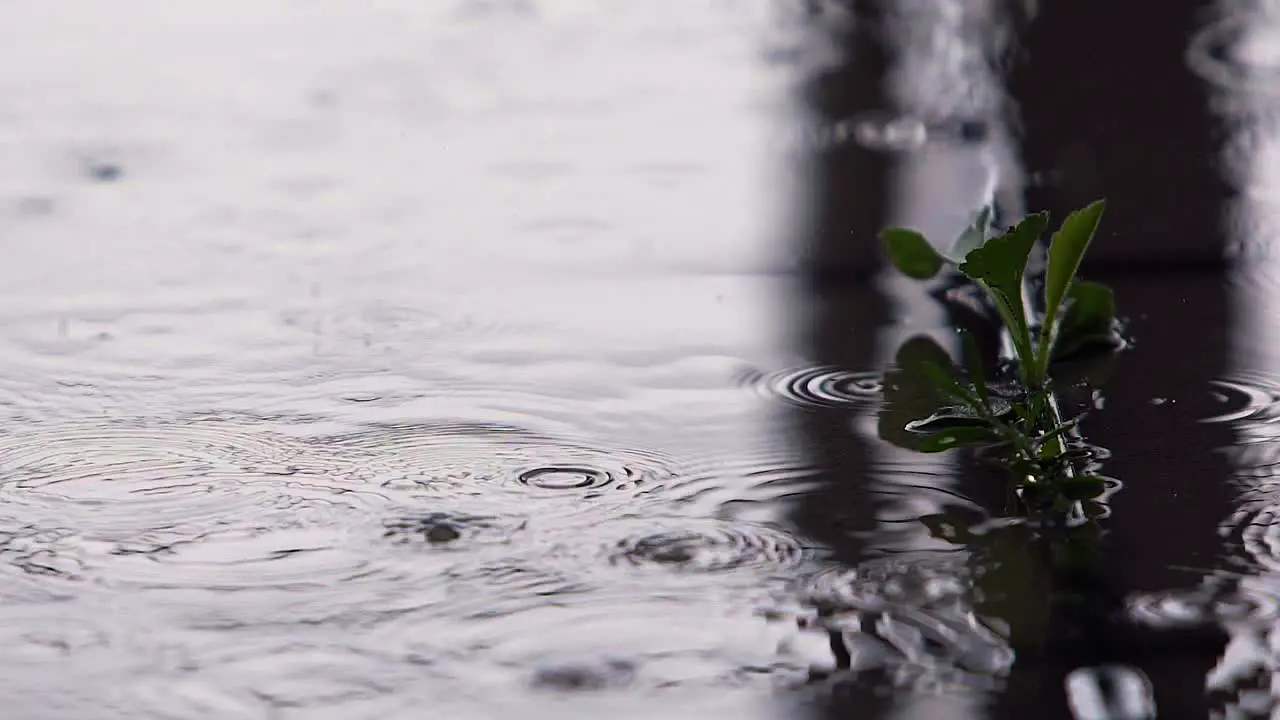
xmin=0 ymin=0 xmax=1278 ymax=718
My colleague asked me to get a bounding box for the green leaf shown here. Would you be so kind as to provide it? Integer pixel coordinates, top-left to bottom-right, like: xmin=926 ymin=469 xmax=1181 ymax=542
xmin=957 ymin=212 xmax=1046 ymax=295
xmin=1037 ymin=200 xmax=1106 ymax=377
xmin=1053 ymin=281 xmax=1119 ymax=360
xmin=1043 ymin=200 xmax=1107 ymax=333
xmin=958 ymin=212 xmax=1049 ymax=379
xmin=880 ymin=228 xmax=946 ymax=280
xmin=914 ymin=425 xmax=1003 ymax=453
xmin=946 ymin=205 xmax=995 ymax=263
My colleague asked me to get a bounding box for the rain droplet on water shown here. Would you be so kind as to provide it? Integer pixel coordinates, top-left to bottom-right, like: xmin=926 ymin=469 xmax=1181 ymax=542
xmin=517 ymin=466 xmax=613 ymax=490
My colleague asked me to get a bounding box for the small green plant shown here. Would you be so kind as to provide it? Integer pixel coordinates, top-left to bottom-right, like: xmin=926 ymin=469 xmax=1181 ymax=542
xmin=878 ymin=201 xmax=1121 ymax=514
xmin=880 ymin=201 xmax=1112 ymax=390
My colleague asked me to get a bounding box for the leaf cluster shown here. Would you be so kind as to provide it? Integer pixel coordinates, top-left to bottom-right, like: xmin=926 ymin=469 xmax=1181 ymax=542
xmin=880 ymin=201 xmax=1115 ymax=389
xmin=879 ymin=333 xmax=1108 ymax=506
xmin=877 ymin=201 xmax=1121 ymax=511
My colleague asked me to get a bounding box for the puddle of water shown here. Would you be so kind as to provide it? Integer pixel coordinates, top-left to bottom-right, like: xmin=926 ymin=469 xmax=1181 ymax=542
xmin=6 ymin=0 xmax=1280 ymax=718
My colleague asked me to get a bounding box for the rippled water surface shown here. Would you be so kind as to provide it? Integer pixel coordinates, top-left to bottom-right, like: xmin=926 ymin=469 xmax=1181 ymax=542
xmin=0 ymin=2 xmax=837 ymax=718
xmin=8 ymin=0 xmax=1280 ymax=718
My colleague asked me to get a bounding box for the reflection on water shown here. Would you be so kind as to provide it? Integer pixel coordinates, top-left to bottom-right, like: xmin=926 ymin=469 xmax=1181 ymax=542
xmin=796 ymin=555 xmax=1015 ymax=684
xmin=1065 ymin=665 xmax=1155 ymax=720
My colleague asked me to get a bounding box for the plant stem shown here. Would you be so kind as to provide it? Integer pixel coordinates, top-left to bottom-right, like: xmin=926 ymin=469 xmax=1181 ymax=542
xmin=1003 ymin=273 xmax=1073 ymax=475
xmin=1041 ymin=392 xmax=1071 ymax=463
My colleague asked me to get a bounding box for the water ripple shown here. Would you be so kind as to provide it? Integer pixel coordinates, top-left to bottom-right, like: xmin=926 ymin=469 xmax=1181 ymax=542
xmin=518 ymin=466 xmax=614 ymax=490
xmin=0 ymin=421 xmax=314 ymax=543
xmin=369 ymin=591 xmax=803 ymax=697
xmin=1188 ymin=11 xmax=1280 ymax=95
xmin=104 ymin=532 xmax=442 ymax=629
xmin=1127 ymin=583 xmax=1279 ymax=629
xmin=739 ymin=366 xmax=883 ymax=409
xmin=101 ymin=526 xmax=368 ymax=594
xmin=123 ymin=634 xmax=412 ymax=718
xmin=665 ymin=444 xmax=824 ymax=522
xmin=440 ymin=560 xmax=592 ymax=620
xmin=1196 ymin=375 xmax=1280 ymax=571
xmin=325 ymin=422 xmax=681 ymax=516
xmin=1221 ymin=499 xmax=1280 ymax=572
xmin=420 ymin=516 xmax=815 ymax=619
xmin=1127 ymin=577 xmax=1280 ymax=719
xmin=1203 ymin=375 xmax=1280 ymax=426
xmin=606 ymin=518 xmax=811 ymax=574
